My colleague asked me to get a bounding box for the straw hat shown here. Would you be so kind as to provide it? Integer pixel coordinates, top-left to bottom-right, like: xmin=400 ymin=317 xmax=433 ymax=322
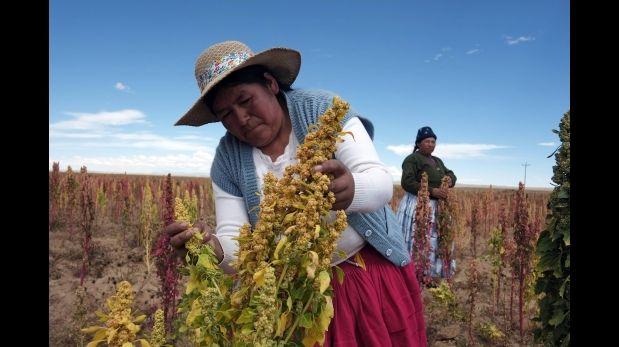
xmin=175 ymin=41 xmax=301 ymax=126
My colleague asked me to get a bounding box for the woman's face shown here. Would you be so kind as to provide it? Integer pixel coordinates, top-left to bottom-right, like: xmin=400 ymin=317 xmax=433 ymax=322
xmin=418 ymin=137 xmax=436 ymax=155
xmin=211 ymin=73 xmax=286 ymax=148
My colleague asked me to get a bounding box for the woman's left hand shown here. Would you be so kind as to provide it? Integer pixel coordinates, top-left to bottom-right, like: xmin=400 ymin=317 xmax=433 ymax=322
xmin=314 ymin=159 xmax=355 ymax=210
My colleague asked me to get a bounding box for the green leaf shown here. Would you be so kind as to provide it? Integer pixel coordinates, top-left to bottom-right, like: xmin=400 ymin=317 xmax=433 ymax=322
xmin=563 ymin=232 xmax=570 ymax=247
xmin=536 ymin=233 xmax=553 ymax=253
xmin=186 ymin=299 xmax=202 ymax=326
xmin=240 ymin=323 xmax=254 ymax=335
xmin=276 ymin=312 xmax=290 ymax=337
xmin=538 ymin=252 xmax=561 ymax=272
xmin=197 ymin=252 xmax=217 ymax=269
xmin=92 ymin=328 xmax=108 ymax=342
xmin=287 ymin=296 xmax=293 ymax=312
xmin=133 ymin=314 xmax=147 ymax=324
xmin=354 ymin=253 xmax=366 ymax=271
xmin=561 ymin=333 xmax=570 ymax=347
xmin=299 ymin=313 xmax=313 ymax=328
xmin=560 ymin=276 xmax=569 ymax=298
xmin=185 ymin=273 xmax=201 ymax=294
xmin=235 ymin=308 xmax=256 ymax=324
xmin=334 ymin=266 xmax=345 ymax=285
xmin=86 ymin=340 xmax=106 ymax=347
xmin=81 ymin=326 xmax=105 ymax=334
xmin=318 ymin=296 xmax=334 ymax=331
xmin=549 ymin=309 xmax=566 ymax=326
xmin=273 ymin=236 xmax=288 ymax=260
xmin=95 ymin=310 xmax=108 ymax=322
xmin=318 ymin=271 xmax=331 ymax=294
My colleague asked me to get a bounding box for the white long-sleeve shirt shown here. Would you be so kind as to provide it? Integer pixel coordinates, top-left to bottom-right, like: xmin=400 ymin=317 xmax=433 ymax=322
xmin=212 ymin=116 xmax=393 ymax=273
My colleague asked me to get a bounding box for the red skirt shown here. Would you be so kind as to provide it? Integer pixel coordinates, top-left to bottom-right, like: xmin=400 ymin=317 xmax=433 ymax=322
xmin=322 ymin=245 xmax=427 ymax=346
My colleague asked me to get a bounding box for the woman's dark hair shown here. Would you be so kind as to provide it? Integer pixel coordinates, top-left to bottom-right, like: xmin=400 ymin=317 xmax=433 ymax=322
xmin=203 ymin=65 xmax=292 ymax=111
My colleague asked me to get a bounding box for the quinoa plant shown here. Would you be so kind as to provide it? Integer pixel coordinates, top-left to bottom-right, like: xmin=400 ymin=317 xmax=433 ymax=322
xmin=534 ymin=111 xmax=570 ymax=346
xmin=436 ymin=176 xmax=457 ymax=281
xmin=427 ymin=280 xmax=463 ymax=324
xmin=476 ymin=321 xmax=505 ymax=344
xmin=79 ymin=166 xmax=96 ymax=286
xmin=469 ymin=199 xmax=482 ymax=258
xmin=81 ymin=281 xmax=149 ymax=347
xmin=466 ymin=258 xmax=481 ymax=346
xmin=485 ymin=226 xmax=504 ymax=316
xmin=139 ymin=183 xmax=159 ymax=273
xmin=153 ymin=174 xmax=180 ymax=332
xmin=49 ymin=162 xmax=61 ymax=230
xmin=64 ymin=165 xmax=80 ymax=234
xmin=412 ymin=172 xmax=432 ymax=286
xmin=513 ymin=182 xmax=536 ymax=340
xmin=176 ymin=96 xmax=351 ymax=346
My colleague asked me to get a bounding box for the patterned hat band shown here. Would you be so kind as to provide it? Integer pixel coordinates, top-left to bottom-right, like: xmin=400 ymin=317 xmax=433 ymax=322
xmin=196 ymin=51 xmax=253 ymax=91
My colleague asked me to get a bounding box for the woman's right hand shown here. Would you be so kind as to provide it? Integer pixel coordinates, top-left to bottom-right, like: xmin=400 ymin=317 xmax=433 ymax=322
xmin=430 ymin=188 xmax=449 ymax=200
xmin=165 ymin=221 xmax=224 ymax=262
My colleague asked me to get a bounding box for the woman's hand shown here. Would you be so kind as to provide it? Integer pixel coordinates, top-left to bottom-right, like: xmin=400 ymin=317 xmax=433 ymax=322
xmin=166 ymin=220 xmax=224 ymax=262
xmin=314 ymin=159 xmax=355 ymax=210
xmin=430 ymin=188 xmax=449 ymax=200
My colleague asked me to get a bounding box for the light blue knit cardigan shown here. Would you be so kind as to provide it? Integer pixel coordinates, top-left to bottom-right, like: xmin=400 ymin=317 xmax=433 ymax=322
xmin=210 ymin=89 xmax=410 ymax=267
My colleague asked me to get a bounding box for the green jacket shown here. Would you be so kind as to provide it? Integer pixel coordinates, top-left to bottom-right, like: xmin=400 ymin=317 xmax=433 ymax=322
xmin=400 ymin=151 xmax=457 ymax=194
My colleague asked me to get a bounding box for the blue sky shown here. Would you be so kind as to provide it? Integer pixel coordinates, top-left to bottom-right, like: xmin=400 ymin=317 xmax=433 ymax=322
xmin=50 ymin=0 xmax=569 ymax=188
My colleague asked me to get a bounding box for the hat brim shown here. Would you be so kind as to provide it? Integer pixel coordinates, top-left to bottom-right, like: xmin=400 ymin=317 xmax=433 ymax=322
xmin=175 ymin=47 xmax=301 ymax=127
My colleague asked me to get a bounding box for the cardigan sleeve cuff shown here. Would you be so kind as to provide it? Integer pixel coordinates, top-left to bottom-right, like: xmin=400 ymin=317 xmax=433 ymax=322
xmin=216 ymin=234 xmax=238 ymax=274
xmin=346 ymin=171 xmax=393 ymax=213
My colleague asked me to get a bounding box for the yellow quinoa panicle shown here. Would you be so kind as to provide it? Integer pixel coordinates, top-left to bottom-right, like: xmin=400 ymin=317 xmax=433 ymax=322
xmin=82 ymin=280 xmax=151 ymax=347
xmin=176 ymin=96 xmax=352 ymax=346
xmin=150 ymin=308 xmax=167 ymax=347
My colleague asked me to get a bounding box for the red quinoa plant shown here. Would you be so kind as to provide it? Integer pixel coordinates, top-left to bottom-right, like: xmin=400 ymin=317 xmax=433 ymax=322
xmin=49 ymin=162 xmax=61 ymax=231
xmin=513 ymin=182 xmax=536 ymax=340
xmin=436 ymin=176 xmax=457 ymax=281
xmin=153 ymin=173 xmax=180 ymax=332
xmin=412 ymin=172 xmax=432 ymax=286
xmin=469 ymin=199 xmax=482 ymax=258
xmin=79 ymin=166 xmax=96 ymax=286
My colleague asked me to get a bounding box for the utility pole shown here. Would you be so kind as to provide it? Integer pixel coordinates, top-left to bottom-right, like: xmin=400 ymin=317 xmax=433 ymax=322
xmin=522 ymin=162 xmax=531 ymax=187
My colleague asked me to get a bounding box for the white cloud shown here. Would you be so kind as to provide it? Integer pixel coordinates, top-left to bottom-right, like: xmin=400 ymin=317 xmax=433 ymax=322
xmin=49 ymin=150 xmax=215 ymax=176
xmin=53 ymin=132 xmax=212 ymax=152
xmin=386 ymin=144 xmax=415 ymax=156
xmin=49 ymin=130 xmax=106 ymax=139
xmin=51 ymin=109 xmax=148 ymax=131
xmin=433 ymin=53 xmax=443 ymax=61
xmin=441 ymin=47 xmax=451 ymax=52
xmin=538 ymin=142 xmax=556 ymax=147
xmin=505 ymin=36 xmax=535 ymax=45
xmin=466 ymin=49 xmax=480 ymax=55
xmin=174 ymin=135 xmax=205 ymax=141
xmin=115 ymin=82 xmax=133 ymax=93
xmin=386 ymin=143 xmax=508 ymax=159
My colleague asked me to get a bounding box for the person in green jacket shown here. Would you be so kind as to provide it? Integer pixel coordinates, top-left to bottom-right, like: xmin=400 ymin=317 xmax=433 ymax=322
xmin=396 ymin=126 xmax=457 ymax=282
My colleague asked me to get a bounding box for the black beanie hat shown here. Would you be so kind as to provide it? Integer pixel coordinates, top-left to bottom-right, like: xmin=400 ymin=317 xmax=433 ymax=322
xmin=415 ymin=126 xmax=437 ymax=144
xmin=358 ymin=116 xmax=374 ymax=140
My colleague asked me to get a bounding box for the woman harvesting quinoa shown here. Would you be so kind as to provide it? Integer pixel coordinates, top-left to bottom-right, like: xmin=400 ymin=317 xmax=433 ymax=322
xmin=167 ymin=40 xmax=426 ymax=346
xmin=396 ymin=126 xmax=457 ymax=283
